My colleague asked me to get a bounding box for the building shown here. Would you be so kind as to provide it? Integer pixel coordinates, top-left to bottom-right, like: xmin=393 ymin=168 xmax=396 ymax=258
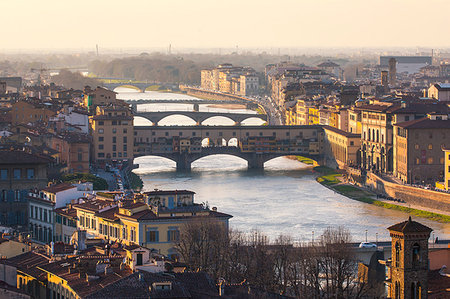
xmin=428 ymin=83 xmax=450 ymax=101
xmin=0 ymin=236 xmax=31 ymax=258
xmin=201 ymin=64 xmax=259 ymax=96
xmin=73 ymin=190 xmax=232 ymax=257
xmin=83 ymin=86 xmax=118 ymax=113
xmin=89 ymin=104 xmax=134 ymax=165
xmin=28 ymin=183 xmax=93 ymax=244
xmin=360 ymin=101 xmax=448 ymax=174
xmin=54 ymin=205 xmax=77 ymax=243
xmin=323 ymin=126 xmax=361 ymax=169
xmin=11 ymin=99 xmax=57 ymax=125
xmin=386 ymin=217 xmax=432 ymax=299
xmin=50 ymin=132 xmax=91 ymax=173
xmin=317 ymin=61 xmax=342 ymax=79
xmin=0 ymin=151 xmax=50 ymax=229
xmin=393 ymin=114 xmax=450 ymax=184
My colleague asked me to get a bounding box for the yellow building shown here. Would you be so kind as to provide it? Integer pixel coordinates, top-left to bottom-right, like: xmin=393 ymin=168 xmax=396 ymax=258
xmin=308 ymin=107 xmax=320 ymax=125
xmin=73 ymin=191 xmax=231 ymax=259
xmin=90 ymin=104 xmax=134 ymax=165
xmin=0 ymin=236 xmax=31 ymax=258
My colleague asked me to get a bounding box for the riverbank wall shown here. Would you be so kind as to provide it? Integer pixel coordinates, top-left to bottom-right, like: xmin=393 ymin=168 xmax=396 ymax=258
xmin=365 ymin=172 xmax=450 ymax=213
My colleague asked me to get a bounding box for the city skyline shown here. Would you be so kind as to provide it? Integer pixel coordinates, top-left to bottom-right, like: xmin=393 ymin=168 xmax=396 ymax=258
xmin=2 ymin=0 xmax=450 ymax=50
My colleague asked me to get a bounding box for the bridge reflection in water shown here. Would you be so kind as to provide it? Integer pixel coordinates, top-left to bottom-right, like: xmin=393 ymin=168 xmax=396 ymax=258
xmin=134 ymin=125 xmax=324 ymax=170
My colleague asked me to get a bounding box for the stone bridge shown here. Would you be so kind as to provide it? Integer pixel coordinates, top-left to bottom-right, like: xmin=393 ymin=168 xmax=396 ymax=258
xmin=133 ymin=125 xmax=325 ymax=170
xmin=134 ymin=111 xmax=267 ymax=125
xmin=134 ymin=146 xmax=322 ymax=170
xmin=101 ymin=82 xmax=158 ymax=93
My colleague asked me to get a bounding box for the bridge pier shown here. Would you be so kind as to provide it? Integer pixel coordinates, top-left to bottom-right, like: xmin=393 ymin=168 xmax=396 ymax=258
xmin=247 ymin=155 xmax=265 ymax=169
xmin=176 ymin=154 xmax=192 ymax=171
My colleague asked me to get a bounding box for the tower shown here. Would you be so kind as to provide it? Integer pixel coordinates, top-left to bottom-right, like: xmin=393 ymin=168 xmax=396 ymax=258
xmin=387 ymin=217 xmax=432 ymax=299
xmin=389 ymin=58 xmax=397 ymax=85
xmin=381 ymin=70 xmax=389 ymax=87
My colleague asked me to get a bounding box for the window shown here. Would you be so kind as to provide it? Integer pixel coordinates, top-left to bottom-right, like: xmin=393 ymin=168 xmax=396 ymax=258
xmin=130 ymin=227 xmax=136 ymax=241
xmin=123 ymin=128 xmax=127 ymax=134
xmin=412 ymin=243 xmax=420 ymax=267
xmin=146 ymin=229 xmax=159 ymax=243
xmin=99 ymin=137 xmax=104 ymax=142
xmin=395 ymin=242 xmax=401 ymax=267
xmin=0 ymin=169 xmax=7 ymax=180
xmin=99 ymin=129 xmax=104 ymax=134
xmin=30 ymin=206 xmax=34 ymax=218
xmin=80 ymin=216 xmax=85 ymax=227
xmin=14 ymin=190 xmax=20 ymax=201
xmin=112 ymin=128 xmax=117 ymax=134
xmin=428 ymin=144 xmax=433 ymax=150
xmin=44 ymin=210 xmax=48 ymax=222
xmin=92 ymin=219 xmax=96 ymax=230
xmin=415 ymin=144 xmax=419 ymax=150
xmin=98 ymin=121 xmax=104 ymax=126
xmin=416 ymin=158 xmax=420 ymax=165
xmin=39 ymin=208 xmax=43 ymax=220
xmin=113 ymin=145 xmax=116 ymax=151
xmin=98 ymin=153 xmax=105 ymax=158
xmin=123 ymin=136 xmax=127 ymax=143
xmin=123 ymin=144 xmax=127 ymax=152
xmin=428 ymin=157 xmax=433 ymax=164
xmin=13 ymin=169 xmax=21 ymax=179
xmin=350 ymin=141 xmax=354 ymax=146
xmin=405 ymin=116 xmax=410 ymax=121
xmin=98 ymin=144 xmax=104 ymax=150
xmin=113 ymin=137 xmax=116 ymax=143
xmin=167 ymin=228 xmax=180 ymax=242
xmin=78 ymin=153 xmax=83 ymax=162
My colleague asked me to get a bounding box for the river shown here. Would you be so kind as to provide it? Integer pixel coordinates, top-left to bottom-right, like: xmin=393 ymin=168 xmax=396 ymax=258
xmin=117 ymin=87 xmax=450 ymax=243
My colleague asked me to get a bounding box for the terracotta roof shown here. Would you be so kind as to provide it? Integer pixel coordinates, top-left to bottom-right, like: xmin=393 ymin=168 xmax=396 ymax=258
xmin=85 ymin=271 xmax=218 ymax=299
xmin=387 ymin=217 xmax=433 ymax=234
xmin=428 ymin=268 xmax=450 ymax=297
xmin=3 ymin=251 xmax=50 ymax=281
xmin=323 ymin=125 xmax=361 ymax=138
xmin=38 ymin=258 xmax=133 ymax=299
xmin=42 ymin=183 xmax=76 ymax=194
xmin=394 ymin=117 xmax=450 ymax=129
xmin=0 ymin=150 xmax=52 ymax=165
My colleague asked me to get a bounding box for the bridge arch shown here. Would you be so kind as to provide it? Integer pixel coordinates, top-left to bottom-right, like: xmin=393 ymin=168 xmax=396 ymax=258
xmin=112 ymin=85 xmax=142 ymax=92
xmin=201 ymin=115 xmax=238 ymax=126
xmin=156 ymin=114 xmax=198 ymax=126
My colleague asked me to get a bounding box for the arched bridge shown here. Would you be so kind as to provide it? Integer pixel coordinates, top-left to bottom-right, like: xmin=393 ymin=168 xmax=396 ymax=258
xmin=133 ymin=125 xmax=325 ymax=170
xmin=134 ymin=146 xmax=322 ymax=170
xmin=101 ymin=82 xmax=161 ymax=93
xmin=134 ymin=111 xmax=267 ymax=125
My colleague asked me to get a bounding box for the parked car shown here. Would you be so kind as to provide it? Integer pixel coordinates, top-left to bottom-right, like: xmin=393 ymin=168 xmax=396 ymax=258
xmin=359 ymin=242 xmax=377 ymax=249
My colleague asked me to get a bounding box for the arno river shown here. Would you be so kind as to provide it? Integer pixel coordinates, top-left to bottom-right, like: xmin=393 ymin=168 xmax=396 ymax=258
xmin=117 ymin=87 xmax=450 ymax=243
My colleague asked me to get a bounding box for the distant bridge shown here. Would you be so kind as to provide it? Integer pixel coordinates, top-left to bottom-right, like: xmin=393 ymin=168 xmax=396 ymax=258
xmin=101 ymin=82 xmax=160 ymax=93
xmin=125 ymin=99 xmax=253 ymax=106
xmin=133 ymin=125 xmax=324 ymax=170
xmin=134 ymin=111 xmax=267 ymax=126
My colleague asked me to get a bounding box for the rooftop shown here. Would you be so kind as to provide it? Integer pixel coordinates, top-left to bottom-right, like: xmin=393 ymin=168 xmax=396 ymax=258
xmin=387 ymin=217 xmax=433 ymax=234
xmin=0 ymin=150 xmax=53 ymax=165
xmin=394 ymin=117 xmax=450 ymax=129
xmin=42 ymin=183 xmax=76 ymax=194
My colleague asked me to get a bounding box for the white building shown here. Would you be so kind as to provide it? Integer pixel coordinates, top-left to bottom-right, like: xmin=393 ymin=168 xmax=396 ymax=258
xmin=28 ymin=183 xmax=93 ymax=244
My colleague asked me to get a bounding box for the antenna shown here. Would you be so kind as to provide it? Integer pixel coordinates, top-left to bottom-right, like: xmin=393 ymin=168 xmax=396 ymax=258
xmin=169 ymin=44 xmax=172 ymax=55
xmin=96 ymin=44 xmax=99 ymax=57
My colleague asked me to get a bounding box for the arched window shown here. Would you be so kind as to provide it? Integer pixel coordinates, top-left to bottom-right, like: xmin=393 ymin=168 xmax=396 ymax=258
xmin=395 ymin=242 xmax=401 ymax=267
xmin=412 ymin=243 xmax=420 ymax=267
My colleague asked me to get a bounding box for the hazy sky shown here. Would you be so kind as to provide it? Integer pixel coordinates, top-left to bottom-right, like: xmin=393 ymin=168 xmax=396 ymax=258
xmin=3 ymin=0 xmax=449 ymax=50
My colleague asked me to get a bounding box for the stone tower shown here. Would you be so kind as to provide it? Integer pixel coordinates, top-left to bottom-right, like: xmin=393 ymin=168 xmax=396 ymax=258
xmin=387 ymin=216 xmax=432 ymax=299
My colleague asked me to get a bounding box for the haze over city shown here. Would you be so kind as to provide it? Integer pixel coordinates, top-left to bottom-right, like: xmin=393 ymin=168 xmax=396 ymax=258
xmin=2 ymin=0 xmax=450 ymax=51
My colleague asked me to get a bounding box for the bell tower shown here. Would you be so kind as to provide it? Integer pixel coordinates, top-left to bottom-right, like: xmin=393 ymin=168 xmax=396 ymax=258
xmin=387 ymin=217 xmax=432 ymax=299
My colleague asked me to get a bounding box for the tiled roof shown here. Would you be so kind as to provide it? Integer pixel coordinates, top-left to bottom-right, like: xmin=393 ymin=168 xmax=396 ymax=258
xmin=387 ymin=217 xmax=432 ymax=234
xmin=3 ymin=251 xmax=50 ymax=281
xmin=39 ymin=258 xmax=133 ymax=299
xmin=323 ymin=125 xmax=361 ymax=138
xmin=0 ymin=150 xmax=52 ymax=165
xmin=42 ymin=183 xmax=76 ymax=194
xmin=85 ymin=271 xmax=219 ymax=299
xmin=394 ymin=117 xmax=450 ymax=129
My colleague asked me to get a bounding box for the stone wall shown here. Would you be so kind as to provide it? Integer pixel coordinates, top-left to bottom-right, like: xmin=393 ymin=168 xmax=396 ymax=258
xmin=365 ymin=172 xmax=450 ymax=213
